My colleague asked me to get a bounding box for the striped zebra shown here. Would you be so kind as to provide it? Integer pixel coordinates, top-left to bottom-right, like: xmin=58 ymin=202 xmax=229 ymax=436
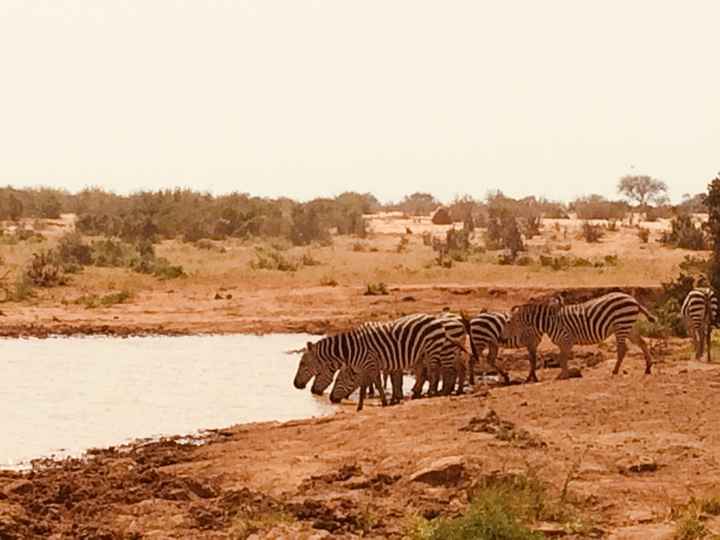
xmin=681 ymin=287 xmax=719 ymax=361
xmin=327 ymin=313 xmax=452 ymax=411
xmin=417 ymin=312 xmax=470 ymax=396
xmin=502 ymin=292 xmax=655 ymax=379
xmin=293 ymin=322 xmax=394 ymax=397
xmin=463 ymin=311 xmax=543 ymax=384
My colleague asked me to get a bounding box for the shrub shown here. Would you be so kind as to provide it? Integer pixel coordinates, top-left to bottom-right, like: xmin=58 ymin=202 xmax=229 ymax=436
xmin=409 ymin=474 xmax=552 ymax=540
xmin=581 ymin=222 xmax=604 ymax=243
xmin=24 ymin=250 xmax=68 ymax=287
xmin=301 ymin=252 xmax=322 ymax=266
xmin=572 ymin=195 xmax=628 ymax=220
xmin=396 ymin=236 xmax=410 ymax=253
xmin=638 ymin=228 xmax=650 ymax=243
xmin=320 ymin=275 xmax=338 ymax=287
xmin=364 ymin=282 xmax=389 ymax=296
xmin=352 ymin=241 xmax=369 ymax=252
xmin=250 ymin=247 xmax=299 ymax=272
xmin=661 ymin=215 xmax=708 ymax=250
xmin=57 ymin=233 xmax=93 ymax=266
xmin=75 ymin=290 xmax=132 ymax=309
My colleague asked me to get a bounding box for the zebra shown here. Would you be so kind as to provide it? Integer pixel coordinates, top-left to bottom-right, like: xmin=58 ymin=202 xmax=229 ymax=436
xmin=502 ymin=292 xmax=655 ymax=379
xmin=681 ymin=287 xmax=719 ymax=362
xmin=462 ymin=311 xmax=543 ymax=384
xmin=327 ymin=313 xmax=452 ymax=411
xmin=417 ymin=312 xmax=471 ymax=396
xmin=293 ymin=322 xmax=393 ymax=397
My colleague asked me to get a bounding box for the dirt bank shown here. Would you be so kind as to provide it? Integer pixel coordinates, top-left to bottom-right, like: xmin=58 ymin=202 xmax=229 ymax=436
xmin=3 ymin=345 xmax=720 ymax=539
xmin=0 ymin=284 xmax=662 ymax=338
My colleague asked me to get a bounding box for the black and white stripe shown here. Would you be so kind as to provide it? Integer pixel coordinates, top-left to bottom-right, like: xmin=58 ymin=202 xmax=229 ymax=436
xmin=418 ymin=312 xmax=470 ymax=396
xmin=465 ymin=311 xmax=543 ymax=384
xmin=681 ymin=287 xmax=718 ymax=361
xmin=327 ymin=314 xmax=450 ymax=410
xmin=503 ymin=292 xmax=655 ymax=378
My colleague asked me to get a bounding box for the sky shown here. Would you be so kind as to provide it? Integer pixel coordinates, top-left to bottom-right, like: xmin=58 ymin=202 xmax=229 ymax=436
xmin=1 ymin=0 xmax=718 ymax=204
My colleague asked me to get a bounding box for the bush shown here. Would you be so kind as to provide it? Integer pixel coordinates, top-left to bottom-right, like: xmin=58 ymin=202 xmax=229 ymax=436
xmin=250 ymin=247 xmax=300 ymax=272
xmin=75 ymin=290 xmax=132 ymax=309
xmin=409 ymin=474 xmax=552 ymax=540
xmin=364 ymin=282 xmax=389 ymax=296
xmin=638 ymin=228 xmax=650 ymax=243
xmin=572 ymin=195 xmax=628 ymax=220
xmin=57 ymin=233 xmax=93 ymax=266
xmin=661 ymin=215 xmax=708 ymax=250
xmin=24 ymin=250 xmax=68 ymax=287
xmin=581 ymin=222 xmax=604 ymax=243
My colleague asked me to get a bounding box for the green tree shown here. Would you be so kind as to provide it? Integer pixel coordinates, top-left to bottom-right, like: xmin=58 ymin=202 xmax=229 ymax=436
xmin=617 ymin=175 xmax=668 ymax=207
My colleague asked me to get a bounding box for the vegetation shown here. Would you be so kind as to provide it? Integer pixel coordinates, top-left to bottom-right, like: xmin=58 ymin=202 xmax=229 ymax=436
xmin=617 ymin=174 xmax=669 ymax=207
xmin=572 ymin=195 xmax=628 ymax=220
xmin=581 ymin=222 xmax=604 ymax=243
xmin=661 ymin=215 xmax=709 ymax=250
xmin=409 ymin=472 xmax=581 ymax=540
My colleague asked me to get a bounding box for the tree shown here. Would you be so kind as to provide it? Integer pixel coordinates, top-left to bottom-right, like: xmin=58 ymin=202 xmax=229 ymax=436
xmin=706 ymin=173 xmax=720 ymax=291
xmin=396 ymin=192 xmax=440 ymax=216
xmin=617 ymin=175 xmax=668 ymax=207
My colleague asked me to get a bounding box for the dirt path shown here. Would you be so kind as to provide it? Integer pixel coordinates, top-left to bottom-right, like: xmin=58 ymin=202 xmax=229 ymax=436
xmin=2 ymin=349 xmax=719 ymax=539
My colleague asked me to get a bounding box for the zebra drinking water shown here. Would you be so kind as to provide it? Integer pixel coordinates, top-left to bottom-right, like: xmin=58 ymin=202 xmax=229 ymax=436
xmin=502 ymin=292 xmax=655 ymax=379
xmin=327 ymin=313 xmax=452 ymax=411
xmin=681 ymin=287 xmax=719 ymax=362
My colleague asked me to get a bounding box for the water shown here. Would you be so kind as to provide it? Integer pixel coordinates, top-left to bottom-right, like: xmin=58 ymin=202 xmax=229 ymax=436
xmin=0 ymin=334 xmax=336 ymax=468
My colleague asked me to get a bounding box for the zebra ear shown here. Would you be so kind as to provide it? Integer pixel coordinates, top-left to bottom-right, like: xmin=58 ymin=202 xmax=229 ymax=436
xmin=306 ymin=341 xmax=315 ymax=353
xmin=511 ymin=305 xmax=520 ymax=313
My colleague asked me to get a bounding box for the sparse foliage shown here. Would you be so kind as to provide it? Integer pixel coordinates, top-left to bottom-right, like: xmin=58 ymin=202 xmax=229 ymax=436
xmin=617 ymin=175 xmax=668 ymax=207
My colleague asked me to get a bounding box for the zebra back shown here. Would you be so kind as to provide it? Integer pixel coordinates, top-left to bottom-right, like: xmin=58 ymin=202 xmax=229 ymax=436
xmin=682 ymin=288 xmax=719 ymax=329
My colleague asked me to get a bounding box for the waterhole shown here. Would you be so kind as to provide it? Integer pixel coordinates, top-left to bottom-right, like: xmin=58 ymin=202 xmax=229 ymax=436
xmin=1 ymin=334 xmax=335 ymax=468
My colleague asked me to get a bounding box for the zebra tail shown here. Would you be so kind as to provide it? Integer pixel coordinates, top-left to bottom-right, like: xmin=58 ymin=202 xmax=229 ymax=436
xmin=459 ymin=312 xmax=481 ymax=366
xmin=638 ymin=303 xmax=657 ymax=324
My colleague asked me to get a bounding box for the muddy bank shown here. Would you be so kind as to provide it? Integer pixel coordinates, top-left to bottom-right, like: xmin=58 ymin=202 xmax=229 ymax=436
xmin=0 ymin=285 xmax=662 ymax=338
xmin=2 ymin=349 xmax=718 ymax=539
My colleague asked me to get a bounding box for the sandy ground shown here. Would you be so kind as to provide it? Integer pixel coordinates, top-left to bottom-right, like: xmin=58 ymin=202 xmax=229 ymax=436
xmin=0 ymin=284 xmax=661 ymax=338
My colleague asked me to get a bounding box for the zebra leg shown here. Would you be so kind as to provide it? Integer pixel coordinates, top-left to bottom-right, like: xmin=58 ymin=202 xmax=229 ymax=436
xmin=628 ymin=329 xmax=653 ymax=374
xmin=372 ymin=369 xmax=387 ymax=406
xmin=468 ymin=346 xmax=476 ymax=386
xmin=357 ymin=379 xmax=367 ymax=412
xmin=698 ymin=326 xmax=706 ymax=360
xmin=427 ymin=365 xmax=441 ymax=397
xmin=367 ymin=381 xmax=375 ymax=398
xmin=411 ymin=364 xmax=425 ymax=399
xmin=390 ymin=371 xmax=404 ymax=404
xmin=525 ymin=344 xmax=539 ymax=383
xmin=455 ymin=365 xmax=465 ymax=395
xmin=488 ymin=343 xmax=511 ymax=384
xmin=708 ymin=326 xmax=713 ymax=363
xmin=612 ymin=338 xmax=627 ymax=375
xmin=441 ymin=367 xmax=456 ymax=395
xmin=557 ymin=346 xmax=572 ymax=379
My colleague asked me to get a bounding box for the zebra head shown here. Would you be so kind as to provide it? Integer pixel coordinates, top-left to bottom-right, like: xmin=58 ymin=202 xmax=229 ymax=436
xmin=310 ymin=365 xmax=337 ymax=395
xmin=503 ymin=295 xmax=562 ymax=339
xmin=329 ymin=365 xmax=361 ymax=404
xmin=293 ymin=342 xmax=329 ymax=392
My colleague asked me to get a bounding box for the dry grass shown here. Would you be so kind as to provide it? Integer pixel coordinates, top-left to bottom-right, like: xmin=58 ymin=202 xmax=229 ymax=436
xmin=0 ymin=215 xmax=706 ymax=305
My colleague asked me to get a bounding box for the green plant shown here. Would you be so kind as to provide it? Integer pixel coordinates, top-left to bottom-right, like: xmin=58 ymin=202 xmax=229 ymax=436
xmin=364 ymin=282 xmax=389 ymax=296
xmin=581 ymin=222 xmax=604 ymax=243
xmin=250 ymin=247 xmax=300 ymax=272
xmin=409 ymin=474 xmax=551 ymax=540
xmin=661 ymin=215 xmax=708 ymax=250
xmin=320 ymin=275 xmax=338 ymax=287
xmin=24 ymin=250 xmax=68 ymax=287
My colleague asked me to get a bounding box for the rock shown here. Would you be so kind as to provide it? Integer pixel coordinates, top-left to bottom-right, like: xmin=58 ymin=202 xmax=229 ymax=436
xmin=431 ymin=206 xmax=452 ymax=225
xmin=409 ymin=456 xmax=465 ymax=486
xmin=617 ymin=455 xmax=658 ymax=474
xmin=534 ymin=522 xmax=567 ymax=537
xmin=3 ymin=480 xmax=33 ymax=497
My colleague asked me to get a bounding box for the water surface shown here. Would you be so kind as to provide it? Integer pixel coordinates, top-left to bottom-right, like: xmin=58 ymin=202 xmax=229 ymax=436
xmin=1 ymin=334 xmax=334 ymax=468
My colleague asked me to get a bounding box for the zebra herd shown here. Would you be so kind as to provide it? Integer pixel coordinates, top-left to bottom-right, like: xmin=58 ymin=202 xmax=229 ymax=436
xmin=292 ymin=287 xmax=719 ymax=411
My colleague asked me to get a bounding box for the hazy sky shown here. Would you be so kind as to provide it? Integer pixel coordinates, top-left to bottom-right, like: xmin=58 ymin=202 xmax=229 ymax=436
xmin=1 ymin=1 xmax=718 ymax=203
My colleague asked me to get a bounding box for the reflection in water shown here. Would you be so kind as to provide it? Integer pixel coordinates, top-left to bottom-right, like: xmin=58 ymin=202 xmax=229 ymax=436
xmin=0 ymin=334 xmax=334 ymax=468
